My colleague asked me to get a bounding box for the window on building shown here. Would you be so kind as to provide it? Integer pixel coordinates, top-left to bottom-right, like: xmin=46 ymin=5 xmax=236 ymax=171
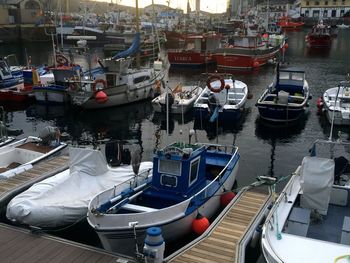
xmin=325 ymin=1 xmax=328 ymax=5
xmin=333 ymin=0 xmax=337 ymax=4
xmin=342 ymin=0 xmax=345 ymax=4
xmin=332 ymin=9 xmax=337 ymax=16
xmin=323 ymin=10 xmax=328 ymax=17
xmin=306 ymin=1 xmax=309 ymax=5
xmin=315 ymin=1 xmax=320 ymax=5
xmin=341 ymin=9 xmax=345 ymax=16
xmin=313 ymin=10 xmax=320 ymax=17
xmin=305 ymin=10 xmax=310 ymax=17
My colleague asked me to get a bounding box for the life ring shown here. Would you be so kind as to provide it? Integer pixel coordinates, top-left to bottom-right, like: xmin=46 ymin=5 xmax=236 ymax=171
xmin=207 ymin=75 xmax=225 ymax=93
xmin=92 ymin=79 xmax=107 ymax=92
xmin=56 ymin=54 xmax=69 ymax=66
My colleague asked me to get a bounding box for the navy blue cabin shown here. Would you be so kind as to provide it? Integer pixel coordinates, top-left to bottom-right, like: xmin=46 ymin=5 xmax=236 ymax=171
xmin=274 ymin=68 xmax=306 ymax=96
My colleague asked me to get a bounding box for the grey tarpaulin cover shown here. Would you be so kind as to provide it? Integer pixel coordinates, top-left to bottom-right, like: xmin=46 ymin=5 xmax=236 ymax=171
xmin=6 ymin=147 xmax=153 ymax=228
xmin=300 ymin=156 xmax=334 ymax=215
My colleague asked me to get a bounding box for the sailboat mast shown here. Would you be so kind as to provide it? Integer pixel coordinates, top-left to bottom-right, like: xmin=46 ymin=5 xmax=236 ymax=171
xmin=135 ymin=0 xmax=140 ymax=68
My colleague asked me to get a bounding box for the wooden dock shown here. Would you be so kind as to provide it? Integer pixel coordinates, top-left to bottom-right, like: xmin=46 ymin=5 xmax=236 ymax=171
xmin=0 ymin=223 xmax=135 ymax=263
xmin=0 ymin=155 xmax=70 ymax=208
xmin=167 ymin=189 xmax=271 ymax=263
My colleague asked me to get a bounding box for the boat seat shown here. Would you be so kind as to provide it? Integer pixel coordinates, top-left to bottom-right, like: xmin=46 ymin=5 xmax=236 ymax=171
xmin=122 ymin=203 xmax=159 ymax=213
xmin=286 ymin=207 xmax=311 ymax=237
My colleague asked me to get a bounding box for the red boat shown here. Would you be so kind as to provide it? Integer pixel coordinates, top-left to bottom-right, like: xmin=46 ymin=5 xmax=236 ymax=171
xmin=306 ymin=20 xmax=332 ymax=47
xmin=213 ymin=34 xmax=286 ymax=70
xmin=167 ymin=32 xmax=221 ymax=67
xmin=277 ymin=16 xmax=304 ymax=30
xmin=0 ymin=69 xmax=40 ymax=102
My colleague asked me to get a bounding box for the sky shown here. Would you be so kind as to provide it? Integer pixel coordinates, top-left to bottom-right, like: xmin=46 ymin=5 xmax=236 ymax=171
xmin=102 ymin=0 xmax=228 ymax=14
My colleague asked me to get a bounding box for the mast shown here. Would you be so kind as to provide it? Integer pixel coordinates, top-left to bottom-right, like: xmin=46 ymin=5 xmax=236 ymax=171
xmin=135 ymin=0 xmax=140 ymax=68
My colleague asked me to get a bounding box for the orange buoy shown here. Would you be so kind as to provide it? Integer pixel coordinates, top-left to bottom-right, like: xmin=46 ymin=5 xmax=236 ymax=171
xmin=284 ymin=43 xmax=289 ymax=49
xmin=220 ymin=191 xmax=236 ymax=207
xmin=316 ymin=97 xmax=323 ymax=110
xmin=224 ymin=84 xmax=230 ymax=90
xmin=253 ymin=60 xmax=259 ymax=68
xmin=192 ymin=214 xmax=209 ymax=235
xmin=95 ymin=90 xmax=108 ymax=104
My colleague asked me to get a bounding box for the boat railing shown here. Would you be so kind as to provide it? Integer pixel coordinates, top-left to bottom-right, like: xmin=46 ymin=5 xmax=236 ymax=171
xmin=190 ymin=146 xmax=238 ymax=202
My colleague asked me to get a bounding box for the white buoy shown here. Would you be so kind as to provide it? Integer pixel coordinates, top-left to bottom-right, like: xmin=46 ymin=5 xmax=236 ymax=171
xmin=143 ymin=227 xmax=165 ymax=263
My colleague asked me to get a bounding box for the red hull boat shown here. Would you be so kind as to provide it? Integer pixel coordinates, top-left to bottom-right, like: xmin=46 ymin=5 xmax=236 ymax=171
xmin=213 ymin=34 xmax=286 ymax=70
xmin=167 ymin=33 xmax=220 ymax=67
xmin=277 ymin=16 xmax=304 ymax=30
xmin=306 ymin=20 xmax=332 ymax=47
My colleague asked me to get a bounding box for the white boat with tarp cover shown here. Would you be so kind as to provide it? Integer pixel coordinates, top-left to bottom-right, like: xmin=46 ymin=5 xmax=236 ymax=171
xmin=262 ymin=139 xmax=350 ymax=263
xmin=6 ymin=143 xmax=153 ymax=228
xmin=0 ymin=135 xmax=67 ymax=180
xmin=87 ymin=142 xmax=240 ymax=256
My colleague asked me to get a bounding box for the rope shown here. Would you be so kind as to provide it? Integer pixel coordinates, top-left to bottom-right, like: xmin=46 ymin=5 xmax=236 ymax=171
xmin=37 ymin=214 xmax=88 ymax=233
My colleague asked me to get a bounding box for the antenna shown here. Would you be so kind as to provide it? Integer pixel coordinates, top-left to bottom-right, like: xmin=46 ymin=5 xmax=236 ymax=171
xmin=329 ymin=81 xmax=341 ymax=141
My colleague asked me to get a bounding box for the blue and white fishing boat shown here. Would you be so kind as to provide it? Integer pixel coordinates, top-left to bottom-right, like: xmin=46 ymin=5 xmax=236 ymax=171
xmin=193 ymin=74 xmax=248 ymax=122
xmin=87 ymin=141 xmax=240 ymax=256
xmin=262 ymin=139 xmax=350 ymax=262
xmin=32 ymin=60 xmax=82 ymax=104
xmin=256 ymin=65 xmax=310 ymax=122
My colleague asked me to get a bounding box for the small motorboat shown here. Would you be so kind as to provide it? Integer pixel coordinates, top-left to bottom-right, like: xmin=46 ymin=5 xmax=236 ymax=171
xmin=151 ymin=83 xmax=202 ymax=114
xmin=256 ymin=64 xmax=310 ymax=122
xmin=0 ymin=129 xmax=67 ymax=180
xmin=262 ymin=139 xmax=350 ymax=262
xmin=193 ymin=74 xmax=248 ymax=122
xmin=337 ymin=23 xmax=350 ymax=29
xmin=6 ymin=144 xmax=153 ymax=228
xmin=322 ymin=80 xmax=350 ymax=125
xmin=87 ymin=141 xmax=240 ymax=256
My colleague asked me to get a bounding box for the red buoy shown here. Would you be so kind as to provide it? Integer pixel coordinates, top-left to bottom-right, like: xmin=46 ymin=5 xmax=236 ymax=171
xmin=224 ymin=84 xmax=231 ymax=90
xmin=253 ymin=60 xmax=259 ymax=68
xmin=316 ymin=97 xmax=323 ymax=110
xmin=95 ymin=90 xmax=108 ymax=104
xmin=220 ymin=191 xmax=236 ymax=207
xmin=284 ymin=43 xmax=289 ymax=49
xmin=192 ymin=214 xmax=209 ymax=235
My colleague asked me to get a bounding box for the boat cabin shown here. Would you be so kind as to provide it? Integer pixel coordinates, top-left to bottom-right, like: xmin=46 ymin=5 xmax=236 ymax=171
xmin=151 ymin=143 xmax=207 ymax=198
xmin=274 ymin=68 xmax=305 ymax=96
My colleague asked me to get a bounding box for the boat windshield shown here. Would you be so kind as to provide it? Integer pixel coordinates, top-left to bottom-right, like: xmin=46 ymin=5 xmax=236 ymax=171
xmin=0 ymin=61 xmax=11 ymax=77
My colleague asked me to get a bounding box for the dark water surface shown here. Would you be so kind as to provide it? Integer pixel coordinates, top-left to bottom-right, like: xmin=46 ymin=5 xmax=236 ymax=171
xmin=1 ymin=28 xmax=350 ymax=258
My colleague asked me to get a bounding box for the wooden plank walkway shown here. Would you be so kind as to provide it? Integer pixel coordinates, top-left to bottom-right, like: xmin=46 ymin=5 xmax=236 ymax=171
xmin=0 ymin=155 xmax=70 ymax=207
xmin=0 ymin=223 xmax=135 ymax=263
xmin=169 ymin=190 xmax=270 ymax=263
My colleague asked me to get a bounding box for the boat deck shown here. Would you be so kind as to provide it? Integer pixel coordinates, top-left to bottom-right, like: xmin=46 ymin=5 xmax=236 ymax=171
xmin=15 ymin=141 xmax=55 ymax=154
xmin=0 ymin=223 xmax=133 ymax=263
xmin=168 ymin=189 xmax=271 ymax=263
xmin=0 ymin=155 xmax=69 ymax=201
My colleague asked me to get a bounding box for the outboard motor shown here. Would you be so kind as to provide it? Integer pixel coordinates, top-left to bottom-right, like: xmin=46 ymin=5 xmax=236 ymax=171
xmin=334 ymin=156 xmax=349 ymax=184
xmin=105 ymin=140 xmax=123 ymax=167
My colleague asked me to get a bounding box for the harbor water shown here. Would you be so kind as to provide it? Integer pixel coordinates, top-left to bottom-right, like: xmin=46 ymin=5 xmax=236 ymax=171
xmin=0 ymin=28 xmax=350 ymax=259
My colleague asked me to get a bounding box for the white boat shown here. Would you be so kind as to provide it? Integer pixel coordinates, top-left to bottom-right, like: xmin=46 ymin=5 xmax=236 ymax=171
xmin=261 ymin=139 xmax=350 ymax=263
xmin=69 ymin=33 xmax=169 ymax=109
xmin=6 ymin=146 xmax=153 ymax=228
xmin=87 ymin=142 xmax=240 ymax=256
xmin=151 ymin=84 xmax=202 ymax=114
xmin=337 ymin=23 xmax=350 ymax=29
xmin=193 ymin=75 xmax=248 ymax=122
xmin=0 ymin=136 xmax=67 ymax=179
xmin=322 ymin=81 xmax=350 ymax=125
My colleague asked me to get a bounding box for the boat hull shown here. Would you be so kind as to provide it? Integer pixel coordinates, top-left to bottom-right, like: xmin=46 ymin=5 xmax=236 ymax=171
xmin=168 ymin=51 xmax=215 ymax=67
xmin=33 ymin=86 xmax=68 ymax=104
xmin=213 ymin=46 xmax=281 ymax=70
xmin=193 ymin=107 xmax=243 ymax=122
xmin=257 ymin=103 xmax=306 ymax=122
xmin=306 ymin=35 xmax=332 ymax=47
